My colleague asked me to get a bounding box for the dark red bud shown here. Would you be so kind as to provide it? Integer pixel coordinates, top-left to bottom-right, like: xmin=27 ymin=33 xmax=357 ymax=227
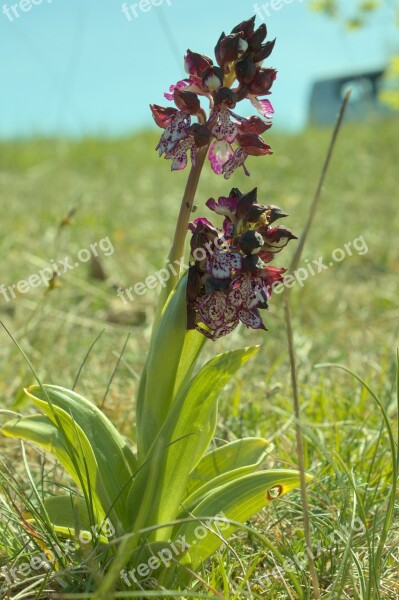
xmin=261 ymin=226 xmax=298 ymax=250
xmin=237 ymin=116 xmax=272 ymax=135
xmin=236 ymin=187 xmax=258 ymax=221
xmin=237 ymin=134 xmax=272 ymax=156
xmin=213 ymin=87 xmax=237 ymax=108
xmin=150 ymin=104 xmax=178 ymax=128
xmin=238 ymin=230 xmax=264 ymax=255
xmin=219 ymin=33 xmax=248 ymax=67
xmin=215 ymin=32 xmax=226 ymax=66
xmin=249 ymin=24 xmax=267 ymax=51
xmin=235 ymin=55 xmax=257 ymax=84
xmin=253 ymin=39 xmax=276 ymax=64
xmin=248 ymin=68 xmax=277 ymax=95
xmin=231 ymin=15 xmax=256 ymax=38
xmin=202 ymin=66 xmax=224 ymax=91
xmin=245 ymin=203 xmax=268 ymax=223
xmin=266 ymin=205 xmax=289 ymax=224
xmin=174 ymin=90 xmax=200 ymax=114
xmin=184 ymin=50 xmax=213 ymax=78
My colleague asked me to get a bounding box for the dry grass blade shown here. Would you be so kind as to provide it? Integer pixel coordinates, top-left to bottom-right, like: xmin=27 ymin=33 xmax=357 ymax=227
xmin=284 ymin=90 xmax=351 ymax=599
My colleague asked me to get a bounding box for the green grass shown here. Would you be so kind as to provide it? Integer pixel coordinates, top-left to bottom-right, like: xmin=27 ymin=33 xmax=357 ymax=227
xmin=0 ymin=115 xmax=398 ymax=598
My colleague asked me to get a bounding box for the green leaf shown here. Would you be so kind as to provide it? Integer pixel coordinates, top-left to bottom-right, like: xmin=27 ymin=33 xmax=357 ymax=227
xmin=2 ymin=412 xmax=106 ymax=525
xmin=25 ymin=385 xmax=135 ymax=531
xmin=128 ymin=346 xmax=259 ymax=539
xmin=173 ymin=329 xmax=206 ymax=396
xmin=136 ymin=275 xmax=189 ymax=460
xmin=2 ymin=415 xmax=82 ymax=485
xmin=43 ymin=495 xmax=93 ymax=535
xmin=181 ymin=437 xmax=273 ymax=514
xmin=174 ymin=470 xmax=309 ymax=568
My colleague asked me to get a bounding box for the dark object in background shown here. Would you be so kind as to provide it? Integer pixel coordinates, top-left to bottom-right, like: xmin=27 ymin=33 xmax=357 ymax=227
xmin=309 ymin=68 xmax=392 ymax=125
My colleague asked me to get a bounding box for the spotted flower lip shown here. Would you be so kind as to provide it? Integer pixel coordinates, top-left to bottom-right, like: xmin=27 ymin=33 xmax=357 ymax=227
xmin=187 ymin=188 xmax=295 ymax=340
xmin=152 ymin=15 xmax=278 ymax=177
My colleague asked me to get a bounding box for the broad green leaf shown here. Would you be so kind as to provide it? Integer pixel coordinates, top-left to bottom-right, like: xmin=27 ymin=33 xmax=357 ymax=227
xmin=2 ymin=412 xmax=105 ymax=525
xmin=128 ymin=346 xmax=259 ymax=539
xmin=173 ymin=329 xmax=206 ymax=397
xmin=2 ymin=415 xmax=81 ymax=485
xmin=180 ymin=438 xmax=273 ymax=513
xmin=25 ymin=385 xmax=135 ymax=531
xmin=174 ymin=469 xmax=309 ymax=568
xmin=136 ymin=275 xmax=188 ymax=460
xmin=40 ymin=496 xmax=111 ymax=543
xmin=185 ymin=437 xmax=273 ymax=497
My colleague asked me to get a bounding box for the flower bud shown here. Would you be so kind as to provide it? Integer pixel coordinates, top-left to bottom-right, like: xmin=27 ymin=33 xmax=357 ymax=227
xmin=248 ymin=24 xmax=267 ymax=51
xmin=213 ymin=87 xmax=237 ymax=108
xmin=218 ymin=34 xmax=248 ymax=68
xmin=248 ymin=68 xmax=277 ymax=95
xmin=261 ymin=226 xmax=298 ymax=251
xmin=245 ymin=203 xmax=268 ymax=224
xmin=231 ymin=16 xmax=256 ymax=39
xmin=202 ymin=66 xmax=224 ymax=91
xmin=214 ymin=32 xmax=226 ymax=67
xmin=239 ymin=230 xmax=264 ymax=255
xmin=237 ymin=116 xmax=271 ymax=135
xmin=235 ymin=55 xmax=257 ymax=84
xmin=174 ymin=90 xmax=200 ymax=114
xmin=266 ymin=205 xmax=289 ymax=224
xmin=184 ymin=50 xmax=213 ymax=78
xmin=253 ymin=39 xmax=276 ymax=64
xmin=236 ymin=187 xmax=257 ymax=221
xmin=150 ymin=104 xmax=178 ymax=128
xmin=237 ymin=134 xmax=272 ymax=156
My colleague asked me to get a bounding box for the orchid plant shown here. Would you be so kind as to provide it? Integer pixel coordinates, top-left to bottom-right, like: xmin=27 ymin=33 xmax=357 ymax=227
xmin=2 ymin=15 xmax=309 ymax=595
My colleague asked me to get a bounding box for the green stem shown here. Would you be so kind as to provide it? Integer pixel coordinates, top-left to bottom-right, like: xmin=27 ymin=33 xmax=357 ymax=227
xmin=153 ymin=143 xmax=209 ymax=328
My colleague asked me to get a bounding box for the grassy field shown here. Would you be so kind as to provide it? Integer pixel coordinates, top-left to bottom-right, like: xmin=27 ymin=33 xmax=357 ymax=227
xmin=0 ymin=115 xmax=398 ymax=598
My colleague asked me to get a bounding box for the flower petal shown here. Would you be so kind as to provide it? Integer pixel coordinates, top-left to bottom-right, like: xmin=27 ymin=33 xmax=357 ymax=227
xmin=167 ymin=137 xmax=195 ymax=171
xmin=211 ymin=107 xmax=238 ymax=143
xmin=238 ymin=308 xmax=266 ymax=330
xmin=208 ymin=141 xmax=234 ymax=175
xmin=249 ymin=96 xmax=275 ymax=118
xmin=209 ymin=251 xmax=242 ymax=279
xmin=157 ymin=111 xmax=191 ymax=156
xmin=164 ymin=79 xmax=191 ymax=101
xmin=222 ymin=147 xmax=250 ymax=179
xmin=206 ymin=194 xmax=239 ymax=218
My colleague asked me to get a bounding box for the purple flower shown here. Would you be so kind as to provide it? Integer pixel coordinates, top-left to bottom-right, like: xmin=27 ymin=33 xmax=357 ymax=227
xmin=151 ymin=16 xmax=277 ymax=178
xmin=187 ymin=188 xmax=295 ymax=340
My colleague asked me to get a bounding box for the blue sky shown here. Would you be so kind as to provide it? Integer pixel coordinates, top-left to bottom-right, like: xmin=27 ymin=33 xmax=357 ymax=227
xmin=0 ymin=0 xmax=396 ymax=138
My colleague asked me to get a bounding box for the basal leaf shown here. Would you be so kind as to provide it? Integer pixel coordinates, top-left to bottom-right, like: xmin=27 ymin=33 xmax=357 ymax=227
xmin=128 ymin=346 xmax=259 ymax=539
xmin=174 ymin=469 xmax=309 ymax=568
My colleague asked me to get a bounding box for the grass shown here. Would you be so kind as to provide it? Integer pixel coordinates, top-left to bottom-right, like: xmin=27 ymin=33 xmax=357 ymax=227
xmin=0 ymin=114 xmax=398 ymax=598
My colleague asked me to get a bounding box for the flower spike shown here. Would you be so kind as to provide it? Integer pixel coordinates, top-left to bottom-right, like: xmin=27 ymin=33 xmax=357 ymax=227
xmin=151 ymin=15 xmax=277 ymax=178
